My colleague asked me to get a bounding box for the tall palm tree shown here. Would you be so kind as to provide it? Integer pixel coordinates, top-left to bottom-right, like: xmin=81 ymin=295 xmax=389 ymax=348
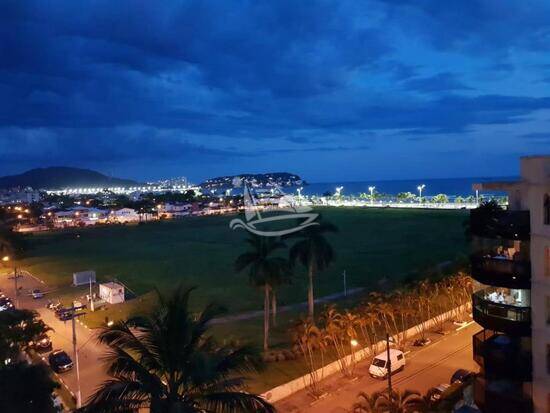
xmin=235 ymin=234 xmax=290 ymax=350
xmin=82 ymin=286 xmax=275 ymax=413
xmin=289 ymin=218 xmax=337 ymax=318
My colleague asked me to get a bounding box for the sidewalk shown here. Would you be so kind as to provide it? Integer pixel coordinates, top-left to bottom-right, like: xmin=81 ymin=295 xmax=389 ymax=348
xmin=274 ymin=322 xmax=479 ymax=413
xmin=211 ymin=288 xmax=364 ymax=324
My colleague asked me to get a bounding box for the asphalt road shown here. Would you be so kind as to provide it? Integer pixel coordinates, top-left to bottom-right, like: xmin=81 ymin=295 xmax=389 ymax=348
xmin=0 ymin=270 xmax=108 ymax=407
xmin=274 ymin=322 xmax=480 ymax=413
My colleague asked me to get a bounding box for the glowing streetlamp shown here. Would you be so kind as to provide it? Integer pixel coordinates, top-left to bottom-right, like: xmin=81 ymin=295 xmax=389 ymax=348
xmin=417 ymin=184 xmax=426 ymax=202
xmin=2 ymin=256 xmax=18 ymax=308
xmin=368 ymin=186 xmax=375 ymax=205
xmin=350 ymin=339 xmax=358 ymax=347
xmin=297 ymin=187 xmax=303 ymax=203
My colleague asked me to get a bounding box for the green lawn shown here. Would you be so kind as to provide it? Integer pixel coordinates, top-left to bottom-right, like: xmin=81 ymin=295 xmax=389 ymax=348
xmin=18 ymin=207 xmax=468 ymax=317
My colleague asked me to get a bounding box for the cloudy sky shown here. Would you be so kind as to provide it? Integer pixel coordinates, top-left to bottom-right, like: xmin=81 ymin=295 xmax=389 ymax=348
xmin=1 ymin=0 xmax=549 ymax=182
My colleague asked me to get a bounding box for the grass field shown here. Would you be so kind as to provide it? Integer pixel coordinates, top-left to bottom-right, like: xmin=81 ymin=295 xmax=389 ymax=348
xmin=18 ymin=207 xmax=469 ymax=316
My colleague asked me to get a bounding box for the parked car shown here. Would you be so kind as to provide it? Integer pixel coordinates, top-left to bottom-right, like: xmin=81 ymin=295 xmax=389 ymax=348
xmin=33 ymin=334 xmax=53 ymax=352
xmin=369 ymin=349 xmax=405 ymax=379
xmin=55 ymin=309 xmax=72 ymax=321
xmin=31 ymin=289 xmax=44 ymax=299
xmin=0 ymin=297 xmax=14 ymax=312
xmin=427 ymin=383 xmax=451 ymax=402
xmin=48 ymin=350 xmax=73 ymax=373
xmin=450 ymin=369 xmax=475 ymax=384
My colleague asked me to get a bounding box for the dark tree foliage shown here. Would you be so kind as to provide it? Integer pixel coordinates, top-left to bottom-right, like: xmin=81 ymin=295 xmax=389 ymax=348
xmin=0 ymin=362 xmax=59 ymax=413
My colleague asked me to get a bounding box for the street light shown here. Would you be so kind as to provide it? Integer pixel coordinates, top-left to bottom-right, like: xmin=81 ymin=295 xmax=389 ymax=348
xmin=1 ymin=256 xmax=18 ymax=308
xmin=368 ymin=186 xmax=375 ymax=205
xmin=417 ymin=184 xmax=426 ymax=203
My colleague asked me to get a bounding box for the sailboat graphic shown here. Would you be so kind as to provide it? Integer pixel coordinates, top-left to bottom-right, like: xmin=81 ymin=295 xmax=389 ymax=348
xmin=229 ymin=181 xmax=319 ymax=236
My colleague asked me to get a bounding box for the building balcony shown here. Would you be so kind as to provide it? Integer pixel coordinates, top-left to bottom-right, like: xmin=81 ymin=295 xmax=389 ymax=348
xmin=470 ymin=254 xmax=531 ymax=289
xmin=472 ymin=290 xmax=531 ymax=336
xmin=473 ymin=329 xmax=532 ymax=381
xmin=474 ymin=377 xmax=532 ymax=413
xmin=470 ymin=209 xmax=530 ymax=241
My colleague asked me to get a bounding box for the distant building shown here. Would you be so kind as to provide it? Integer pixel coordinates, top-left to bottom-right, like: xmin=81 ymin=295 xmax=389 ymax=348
xmin=110 ymin=208 xmax=140 ymax=223
xmin=157 ymin=203 xmax=192 ymax=218
xmin=53 ymin=207 xmax=108 ymax=227
xmin=0 ymin=188 xmax=42 ymax=204
xmin=471 ymin=155 xmax=550 ymax=413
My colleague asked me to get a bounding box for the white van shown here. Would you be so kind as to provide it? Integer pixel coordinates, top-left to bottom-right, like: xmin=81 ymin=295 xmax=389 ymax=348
xmin=369 ymin=349 xmax=405 ymax=378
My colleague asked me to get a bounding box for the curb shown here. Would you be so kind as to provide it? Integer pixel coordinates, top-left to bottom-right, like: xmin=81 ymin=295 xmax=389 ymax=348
xmin=41 ymin=355 xmax=77 ymax=401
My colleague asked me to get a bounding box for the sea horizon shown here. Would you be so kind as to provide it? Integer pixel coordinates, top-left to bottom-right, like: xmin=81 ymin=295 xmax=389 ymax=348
xmin=293 ymin=175 xmax=517 ymax=197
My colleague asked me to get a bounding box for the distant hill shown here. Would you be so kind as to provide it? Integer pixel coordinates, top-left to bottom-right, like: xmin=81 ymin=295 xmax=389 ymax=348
xmin=201 ymin=172 xmax=306 ymax=190
xmin=0 ymin=167 xmax=140 ymax=190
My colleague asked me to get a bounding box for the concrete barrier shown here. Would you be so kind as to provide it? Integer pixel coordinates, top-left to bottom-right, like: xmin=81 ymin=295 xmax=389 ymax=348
xmin=261 ymin=303 xmax=470 ymax=403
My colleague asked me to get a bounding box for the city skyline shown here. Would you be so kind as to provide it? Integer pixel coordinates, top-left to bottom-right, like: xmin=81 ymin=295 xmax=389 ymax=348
xmin=1 ymin=1 xmax=549 ymax=182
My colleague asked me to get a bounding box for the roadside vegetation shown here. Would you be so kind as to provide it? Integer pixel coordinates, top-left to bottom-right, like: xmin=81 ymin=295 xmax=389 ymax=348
xmin=81 ymin=286 xmax=275 ymax=413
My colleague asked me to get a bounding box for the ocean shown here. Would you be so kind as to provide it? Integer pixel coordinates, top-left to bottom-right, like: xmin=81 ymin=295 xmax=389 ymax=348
xmin=293 ymin=176 xmax=515 ymax=197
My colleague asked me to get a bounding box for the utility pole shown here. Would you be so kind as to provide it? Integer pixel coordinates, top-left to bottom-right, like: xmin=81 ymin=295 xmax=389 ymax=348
xmin=59 ymin=304 xmax=86 ymax=408
xmin=386 ymin=332 xmax=392 ymax=395
xmin=72 ymin=315 xmax=82 ymax=408
xmin=13 ymin=264 xmax=18 ymax=308
xmin=89 ymin=278 xmax=95 ymax=312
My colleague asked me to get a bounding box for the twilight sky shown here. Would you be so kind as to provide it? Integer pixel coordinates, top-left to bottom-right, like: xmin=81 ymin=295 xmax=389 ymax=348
xmin=1 ymin=0 xmax=549 ymax=183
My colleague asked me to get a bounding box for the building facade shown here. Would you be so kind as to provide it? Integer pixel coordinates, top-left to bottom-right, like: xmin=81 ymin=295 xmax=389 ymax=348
xmin=472 ymin=155 xmax=550 ymax=413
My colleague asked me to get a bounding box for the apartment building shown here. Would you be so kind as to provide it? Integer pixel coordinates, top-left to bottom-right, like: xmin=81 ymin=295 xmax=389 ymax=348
xmin=471 ymin=155 xmax=550 ymax=413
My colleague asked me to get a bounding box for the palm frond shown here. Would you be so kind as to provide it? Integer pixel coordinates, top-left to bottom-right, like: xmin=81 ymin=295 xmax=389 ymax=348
xmin=197 ymin=391 xmax=276 ymax=413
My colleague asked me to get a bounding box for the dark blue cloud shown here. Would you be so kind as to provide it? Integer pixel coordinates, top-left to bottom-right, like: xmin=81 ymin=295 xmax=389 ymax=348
xmin=401 ymin=73 xmax=472 ymax=93
xmin=0 ymin=0 xmax=549 ymax=181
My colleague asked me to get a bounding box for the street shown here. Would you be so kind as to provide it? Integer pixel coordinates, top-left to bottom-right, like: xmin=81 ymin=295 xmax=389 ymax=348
xmin=0 ymin=269 xmax=480 ymax=412
xmin=0 ymin=270 xmax=108 ymax=406
xmin=274 ymin=322 xmax=479 ymax=413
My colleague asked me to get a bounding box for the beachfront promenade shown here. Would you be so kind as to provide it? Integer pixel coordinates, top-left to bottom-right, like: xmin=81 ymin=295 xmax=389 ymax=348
xmin=298 ymin=199 xmax=481 ymax=209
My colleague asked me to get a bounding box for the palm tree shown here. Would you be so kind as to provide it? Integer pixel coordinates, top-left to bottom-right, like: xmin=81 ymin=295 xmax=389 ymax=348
xmin=291 ymin=317 xmax=326 ymax=398
xmin=289 ymin=218 xmax=337 ymax=318
xmin=321 ymin=305 xmax=355 ymax=377
xmin=353 ymin=391 xmax=379 ymax=413
xmin=235 ymin=234 xmax=290 ymax=350
xmin=82 ymin=286 xmax=275 ymax=413
xmin=374 ymin=389 xmax=425 ymax=413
